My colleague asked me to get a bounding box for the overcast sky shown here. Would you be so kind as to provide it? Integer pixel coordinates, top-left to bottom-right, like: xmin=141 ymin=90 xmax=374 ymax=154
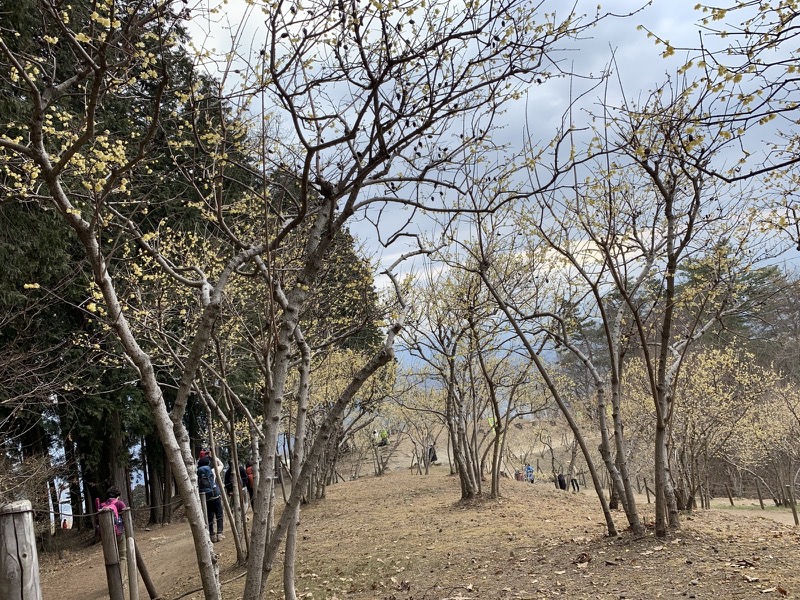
xmin=186 ymin=1 xmax=739 ymax=270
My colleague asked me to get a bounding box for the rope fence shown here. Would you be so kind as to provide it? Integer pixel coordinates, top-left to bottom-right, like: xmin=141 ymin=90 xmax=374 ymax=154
xmin=2 ymin=496 xmax=252 ymax=600
xmin=26 ymin=496 xmax=186 ymax=521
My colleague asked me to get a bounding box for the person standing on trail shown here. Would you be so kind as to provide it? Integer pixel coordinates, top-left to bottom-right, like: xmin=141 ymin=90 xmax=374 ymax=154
xmin=557 ymin=472 xmax=567 ymax=491
xmin=524 ymin=464 xmax=534 ymax=483
xmin=100 ymin=486 xmax=127 ymax=562
xmin=245 ymin=461 xmax=255 ymax=502
xmin=197 ymin=456 xmax=225 ymax=542
xmin=570 ymin=476 xmax=580 ymax=492
xmin=428 ymin=443 xmax=438 ymax=465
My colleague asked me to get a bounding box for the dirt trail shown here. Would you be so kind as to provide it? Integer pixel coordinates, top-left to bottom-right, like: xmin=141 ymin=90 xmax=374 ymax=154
xmin=40 ymin=470 xmax=800 ymax=599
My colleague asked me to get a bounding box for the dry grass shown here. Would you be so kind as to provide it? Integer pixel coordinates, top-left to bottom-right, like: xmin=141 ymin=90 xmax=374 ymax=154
xmin=268 ymin=468 xmax=800 ymax=599
xmin=40 ymin=467 xmax=800 ymax=599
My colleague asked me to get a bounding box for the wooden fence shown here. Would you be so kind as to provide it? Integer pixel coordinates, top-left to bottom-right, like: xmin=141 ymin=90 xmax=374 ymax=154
xmin=0 ymin=501 xmax=161 ymax=600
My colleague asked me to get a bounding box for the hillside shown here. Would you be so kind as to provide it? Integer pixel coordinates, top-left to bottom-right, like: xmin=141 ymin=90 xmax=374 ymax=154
xmin=39 ymin=469 xmax=800 ymax=599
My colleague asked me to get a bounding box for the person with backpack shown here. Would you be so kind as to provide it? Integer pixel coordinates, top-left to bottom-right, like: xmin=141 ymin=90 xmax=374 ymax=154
xmin=99 ymin=486 xmax=127 ymax=561
xmin=223 ymin=462 xmax=235 ymax=497
xmin=245 ymin=461 xmax=255 ymax=503
xmin=524 ymin=463 xmax=534 ymax=483
xmin=224 ymin=460 xmax=250 ymax=509
xmin=197 ymin=456 xmax=224 ymax=542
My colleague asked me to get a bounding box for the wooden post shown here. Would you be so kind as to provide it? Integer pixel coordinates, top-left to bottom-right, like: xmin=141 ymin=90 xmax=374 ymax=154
xmin=725 ymin=484 xmax=735 ymax=507
xmin=134 ymin=545 xmax=161 ymax=599
xmin=755 ymin=478 xmax=765 ymax=510
xmin=99 ymin=509 xmax=125 ymax=600
xmin=0 ymin=500 xmax=42 ymax=600
xmin=644 ymin=478 xmax=651 ymax=504
xmin=122 ymin=509 xmax=139 ymax=600
xmin=785 ymin=485 xmax=799 ymax=526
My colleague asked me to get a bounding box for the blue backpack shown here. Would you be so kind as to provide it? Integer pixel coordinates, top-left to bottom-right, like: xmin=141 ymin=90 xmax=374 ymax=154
xmin=197 ymin=466 xmax=214 ymax=494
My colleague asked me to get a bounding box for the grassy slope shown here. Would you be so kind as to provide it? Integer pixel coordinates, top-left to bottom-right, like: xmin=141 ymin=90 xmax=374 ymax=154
xmin=40 ymin=467 xmax=800 ymax=599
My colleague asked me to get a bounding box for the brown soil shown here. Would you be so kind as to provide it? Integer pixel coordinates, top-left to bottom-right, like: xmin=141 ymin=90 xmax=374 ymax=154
xmin=39 ymin=469 xmax=800 ymax=599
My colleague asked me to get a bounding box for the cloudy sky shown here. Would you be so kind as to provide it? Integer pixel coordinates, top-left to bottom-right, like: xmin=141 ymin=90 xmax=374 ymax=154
xmin=185 ymin=0 xmax=744 ymax=269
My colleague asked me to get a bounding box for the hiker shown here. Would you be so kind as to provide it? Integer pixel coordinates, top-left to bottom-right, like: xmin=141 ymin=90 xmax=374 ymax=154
xmin=199 ymin=448 xmax=224 ymax=474
xmin=224 ymin=460 xmax=249 ymax=504
xmin=245 ymin=461 xmax=255 ymax=502
xmin=224 ymin=462 xmax=234 ymax=496
xmin=197 ymin=456 xmax=224 ymax=542
xmin=100 ymin=486 xmax=127 ymax=561
xmin=378 ymin=429 xmax=389 ymax=447
xmin=428 ymin=443 xmax=438 ymax=465
xmin=571 ymin=477 xmax=580 ymax=492
xmin=557 ymin=472 xmax=567 ymax=491
xmin=524 ymin=463 xmax=534 ymax=483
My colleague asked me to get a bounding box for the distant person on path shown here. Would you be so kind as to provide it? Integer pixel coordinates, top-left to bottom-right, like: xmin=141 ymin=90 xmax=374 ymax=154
xmin=428 ymin=443 xmax=438 ymax=465
xmin=524 ymin=464 xmax=534 ymax=483
xmin=197 ymin=456 xmax=224 ymax=542
xmin=199 ymin=448 xmax=224 ymax=474
xmin=557 ymin=472 xmax=567 ymax=491
xmin=224 ymin=460 xmax=250 ymax=507
xmin=571 ymin=476 xmax=580 ymax=492
xmin=378 ymin=429 xmax=389 ymax=447
xmin=100 ymin=486 xmax=127 ymax=561
xmin=224 ymin=461 xmax=234 ymax=496
xmin=246 ymin=461 xmax=255 ymax=502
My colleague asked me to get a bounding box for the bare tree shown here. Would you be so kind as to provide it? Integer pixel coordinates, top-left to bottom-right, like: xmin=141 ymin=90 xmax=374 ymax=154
xmin=0 ymin=0 xmax=629 ymax=596
xmin=642 ymin=2 xmax=800 ymax=247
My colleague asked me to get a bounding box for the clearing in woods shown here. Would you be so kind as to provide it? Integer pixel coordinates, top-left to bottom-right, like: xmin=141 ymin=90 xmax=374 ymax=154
xmin=39 ymin=469 xmax=800 ymax=599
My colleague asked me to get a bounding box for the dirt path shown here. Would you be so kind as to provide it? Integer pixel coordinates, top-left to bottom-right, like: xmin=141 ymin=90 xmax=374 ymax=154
xmin=711 ymin=499 xmax=800 ymax=528
xmin=40 ymin=471 xmax=800 ymax=599
xmin=39 ymin=520 xmax=205 ymax=600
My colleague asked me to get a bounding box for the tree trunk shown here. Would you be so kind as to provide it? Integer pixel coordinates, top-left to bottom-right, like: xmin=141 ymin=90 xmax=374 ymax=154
xmin=610 ymin=385 xmax=643 ymax=533
xmin=445 ymin=357 xmax=480 ymax=499
xmin=598 ymin=386 xmax=641 ymax=532
xmin=283 ymin=330 xmax=311 ymax=600
xmin=260 ymin=331 xmax=401 ymax=585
